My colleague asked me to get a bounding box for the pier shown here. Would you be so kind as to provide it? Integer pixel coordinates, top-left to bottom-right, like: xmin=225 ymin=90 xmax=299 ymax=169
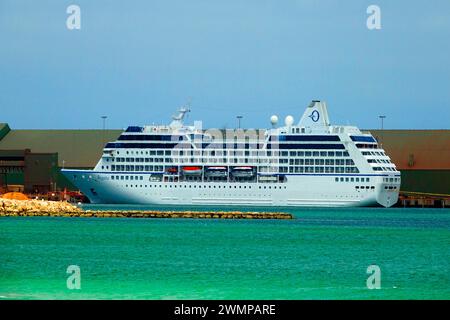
xmin=398 ymin=191 xmax=450 ymax=208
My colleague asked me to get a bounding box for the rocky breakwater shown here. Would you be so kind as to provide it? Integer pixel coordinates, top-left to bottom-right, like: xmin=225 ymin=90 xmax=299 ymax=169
xmin=0 ymin=198 xmax=83 ymax=217
xmin=0 ymin=198 xmax=293 ymax=220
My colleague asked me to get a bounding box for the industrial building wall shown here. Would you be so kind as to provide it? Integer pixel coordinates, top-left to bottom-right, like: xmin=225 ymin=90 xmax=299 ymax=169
xmin=0 ymin=172 xmax=24 ymax=186
xmin=24 ymin=153 xmax=59 ymax=193
xmin=0 ymin=128 xmax=122 ymax=168
xmin=400 ymin=170 xmax=450 ymax=195
xmin=371 ymin=130 xmax=450 ymax=170
xmin=370 ymin=130 xmax=450 ymax=196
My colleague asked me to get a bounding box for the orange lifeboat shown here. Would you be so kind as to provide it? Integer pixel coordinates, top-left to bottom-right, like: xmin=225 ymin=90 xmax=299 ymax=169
xmin=181 ymin=166 xmax=202 ymax=176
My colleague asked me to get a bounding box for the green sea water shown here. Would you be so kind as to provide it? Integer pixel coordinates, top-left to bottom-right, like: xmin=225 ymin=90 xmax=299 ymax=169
xmin=1 ymin=206 xmax=449 ymax=300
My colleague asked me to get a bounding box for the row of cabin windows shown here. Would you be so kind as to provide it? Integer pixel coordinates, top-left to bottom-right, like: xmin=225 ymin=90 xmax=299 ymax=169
xmin=112 ymin=176 xmax=393 ymax=184
xmin=368 ymin=159 xmax=391 ymax=164
xmin=108 ymin=142 xmax=347 ymax=150
xmin=107 ymin=157 xmax=354 ymax=166
xmin=120 ymin=183 xmax=288 ymax=190
xmin=356 ymin=186 xmax=376 ymax=190
xmin=336 ymin=177 xmax=371 ymax=183
xmin=112 ymin=175 xmax=144 ymax=181
xmin=109 ymin=164 xmax=360 ymax=174
xmin=362 ymin=151 xmax=386 ymax=156
xmin=279 ymin=166 xmax=359 ymax=173
xmin=111 ymin=165 xmax=164 ymax=172
xmin=373 ymin=167 xmax=397 ymax=172
xmin=285 ymin=159 xmax=354 ymax=165
xmin=356 ymin=144 xmax=379 ymax=149
xmin=108 ymin=150 xmax=351 ymax=158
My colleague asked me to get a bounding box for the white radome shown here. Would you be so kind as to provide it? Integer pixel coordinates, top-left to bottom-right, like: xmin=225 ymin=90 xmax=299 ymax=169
xmin=285 ymin=115 xmax=294 ymax=127
xmin=270 ymin=115 xmax=278 ymax=126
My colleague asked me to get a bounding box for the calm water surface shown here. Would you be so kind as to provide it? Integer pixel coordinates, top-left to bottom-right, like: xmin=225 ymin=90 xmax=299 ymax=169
xmin=1 ymin=206 xmax=449 ymax=299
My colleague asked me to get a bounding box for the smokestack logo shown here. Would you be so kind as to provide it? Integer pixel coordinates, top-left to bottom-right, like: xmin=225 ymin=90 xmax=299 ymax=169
xmin=309 ymin=110 xmax=320 ymax=122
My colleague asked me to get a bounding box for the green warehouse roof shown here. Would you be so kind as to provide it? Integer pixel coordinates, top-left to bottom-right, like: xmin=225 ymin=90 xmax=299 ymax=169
xmin=0 ymin=128 xmax=122 ymax=168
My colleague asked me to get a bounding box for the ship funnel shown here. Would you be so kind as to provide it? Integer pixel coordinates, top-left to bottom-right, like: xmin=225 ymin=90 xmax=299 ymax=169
xmin=298 ymin=100 xmax=331 ymax=128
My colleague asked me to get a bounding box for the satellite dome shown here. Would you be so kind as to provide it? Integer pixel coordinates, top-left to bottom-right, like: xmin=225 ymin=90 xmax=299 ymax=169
xmin=270 ymin=115 xmax=278 ymax=126
xmin=285 ymin=115 xmax=294 ymax=127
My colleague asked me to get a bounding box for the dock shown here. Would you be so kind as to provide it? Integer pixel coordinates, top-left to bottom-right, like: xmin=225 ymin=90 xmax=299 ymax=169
xmin=398 ymin=191 xmax=450 ymax=208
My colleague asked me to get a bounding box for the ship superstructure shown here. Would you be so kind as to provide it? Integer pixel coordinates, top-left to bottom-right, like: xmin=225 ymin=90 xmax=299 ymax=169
xmin=62 ymin=101 xmax=401 ymax=207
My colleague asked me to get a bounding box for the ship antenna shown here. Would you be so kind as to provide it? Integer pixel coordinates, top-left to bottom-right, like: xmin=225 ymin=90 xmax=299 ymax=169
xmin=170 ymin=101 xmax=191 ymax=129
xmin=185 ymin=97 xmax=192 ymax=120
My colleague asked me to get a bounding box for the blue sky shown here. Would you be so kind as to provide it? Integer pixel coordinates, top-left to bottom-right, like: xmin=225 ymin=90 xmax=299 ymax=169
xmin=1 ymin=0 xmax=449 ymax=130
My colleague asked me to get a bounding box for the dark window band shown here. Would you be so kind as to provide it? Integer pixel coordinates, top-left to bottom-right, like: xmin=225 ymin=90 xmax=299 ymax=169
xmin=269 ymin=135 xmax=341 ymax=142
xmin=350 ymin=136 xmax=376 ymax=143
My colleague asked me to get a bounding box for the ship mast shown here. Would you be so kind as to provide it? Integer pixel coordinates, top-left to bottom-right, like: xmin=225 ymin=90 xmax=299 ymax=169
xmin=169 ymin=106 xmax=191 ymax=129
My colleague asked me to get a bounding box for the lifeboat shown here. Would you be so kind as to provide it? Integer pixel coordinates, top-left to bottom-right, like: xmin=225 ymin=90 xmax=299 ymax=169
xmin=181 ymin=166 xmax=202 ymax=176
xmin=205 ymin=166 xmax=228 ymax=177
xmin=231 ymin=166 xmax=254 ymax=178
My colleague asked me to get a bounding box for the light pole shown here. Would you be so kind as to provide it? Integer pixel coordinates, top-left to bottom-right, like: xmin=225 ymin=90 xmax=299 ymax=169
xmin=101 ymin=116 xmax=108 ymax=145
xmin=237 ymin=115 xmax=243 ymax=129
xmin=378 ymin=115 xmax=386 ymax=148
xmin=379 ymin=115 xmax=386 ymax=130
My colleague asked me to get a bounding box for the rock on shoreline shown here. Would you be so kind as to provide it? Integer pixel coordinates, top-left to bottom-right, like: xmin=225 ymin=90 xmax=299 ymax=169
xmin=0 ymin=198 xmax=293 ymax=220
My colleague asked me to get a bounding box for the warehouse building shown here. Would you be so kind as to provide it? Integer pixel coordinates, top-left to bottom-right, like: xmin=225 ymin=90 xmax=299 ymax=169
xmin=0 ymin=122 xmax=449 ymax=197
xmin=0 ymin=123 xmax=121 ymax=191
xmin=0 ymin=149 xmax=58 ymax=194
xmin=372 ymin=130 xmax=450 ymax=195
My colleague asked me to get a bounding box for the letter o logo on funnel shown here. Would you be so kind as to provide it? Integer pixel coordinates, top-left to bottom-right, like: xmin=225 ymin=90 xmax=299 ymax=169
xmin=309 ymin=110 xmax=320 ymax=122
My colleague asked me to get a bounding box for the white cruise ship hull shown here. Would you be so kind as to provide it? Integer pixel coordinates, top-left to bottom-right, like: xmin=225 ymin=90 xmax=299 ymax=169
xmin=62 ymin=169 xmax=400 ymax=208
xmin=62 ymin=101 xmax=402 ymax=208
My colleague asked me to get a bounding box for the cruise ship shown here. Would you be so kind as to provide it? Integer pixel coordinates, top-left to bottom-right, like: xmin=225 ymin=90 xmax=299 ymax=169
xmin=62 ymin=101 xmax=401 ymax=207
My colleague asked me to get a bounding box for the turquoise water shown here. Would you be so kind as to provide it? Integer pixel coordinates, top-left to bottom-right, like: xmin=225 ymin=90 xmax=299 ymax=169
xmin=1 ymin=206 xmax=449 ymax=299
